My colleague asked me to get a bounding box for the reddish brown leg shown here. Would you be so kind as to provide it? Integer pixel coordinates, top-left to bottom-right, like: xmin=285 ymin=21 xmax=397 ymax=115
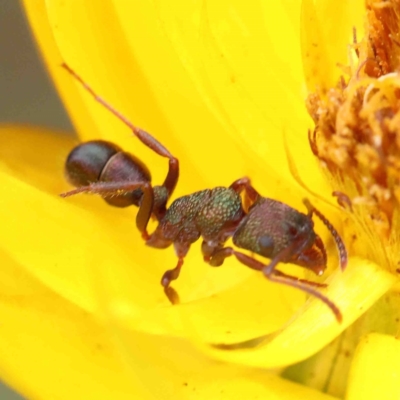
xmin=62 ymin=63 xmax=180 ymax=200
xmin=207 ymin=247 xmax=234 ymax=267
xmin=271 ymin=269 xmax=327 ymax=288
xmin=229 ymin=177 xmax=259 ymax=211
xmin=234 ymin=251 xmax=342 ymax=322
xmin=202 ymin=240 xmax=227 ymax=263
xmin=208 ymin=246 xmax=326 ymax=287
xmin=157 ymin=241 xmax=192 ymax=304
xmin=60 ymin=181 xmax=153 ymax=239
xmin=161 ymin=257 xmax=184 ymax=304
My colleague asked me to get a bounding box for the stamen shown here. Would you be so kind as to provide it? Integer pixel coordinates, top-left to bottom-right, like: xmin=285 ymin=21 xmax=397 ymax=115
xmin=305 ymin=0 xmax=400 ymax=270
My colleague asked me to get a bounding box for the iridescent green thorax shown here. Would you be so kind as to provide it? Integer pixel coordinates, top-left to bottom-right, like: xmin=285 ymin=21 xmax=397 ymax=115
xmin=156 ymin=187 xmax=244 ymax=244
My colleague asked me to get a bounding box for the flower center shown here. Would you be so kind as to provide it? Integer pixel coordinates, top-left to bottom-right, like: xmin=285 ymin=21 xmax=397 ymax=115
xmin=305 ymin=0 xmax=400 ymax=271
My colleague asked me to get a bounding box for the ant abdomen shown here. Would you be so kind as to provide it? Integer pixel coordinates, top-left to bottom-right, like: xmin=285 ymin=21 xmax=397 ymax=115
xmin=65 ymin=140 xmax=151 ymax=207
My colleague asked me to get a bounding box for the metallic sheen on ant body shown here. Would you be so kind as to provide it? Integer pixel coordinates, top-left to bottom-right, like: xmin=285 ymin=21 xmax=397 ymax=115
xmin=60 ymin=63 xmax=347 ymax=322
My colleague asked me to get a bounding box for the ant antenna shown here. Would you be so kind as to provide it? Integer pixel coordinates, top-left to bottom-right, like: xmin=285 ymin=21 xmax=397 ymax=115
xmin=61 ymin=62 xmax=179 ymax=197
xmin=61 ymin=63 xmax=175 ymax=160
xmin=303 ymin=199 xmax=347 ymax=271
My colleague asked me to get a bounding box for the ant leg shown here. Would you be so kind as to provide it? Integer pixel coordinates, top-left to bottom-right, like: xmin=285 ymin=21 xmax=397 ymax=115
xmin=272 ymin=269 xmax=327 ymax=287
xmin=60 ymin=181 xmax=153 ymax=239
xmin=62 ymin=63 xmax=180 ymax=200
xmin=267 ymin=273 xmax=341 ymax=322
xmin=205 ymin=244 xmax=326 ymax=287
xmin=161 ymin=257 xmax=184 ymax=304
xmin=303 ymin=199 xmax=347 ymax=271
xmin=158 ymin=242 xmax=191 ymax=305
xmin=229 ymin=177 xmax=259 ymax=211
xmin=233 ymin=251 xmax=341 ymax=322
xmin=233 ymin=250 xmax=326 ymax=287
xmin=207 ymin=247 xmax=234 ymax=267
xmin=201 ymin=240 xmax=229 ymax=265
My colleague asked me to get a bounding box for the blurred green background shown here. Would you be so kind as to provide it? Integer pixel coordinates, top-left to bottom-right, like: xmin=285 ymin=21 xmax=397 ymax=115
xmin=1 ymin=2 xmax=73 ymax=399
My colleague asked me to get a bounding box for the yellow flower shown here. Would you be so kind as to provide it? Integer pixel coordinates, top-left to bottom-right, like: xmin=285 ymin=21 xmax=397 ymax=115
xmin=0 ymin=0 xmax=397 ymax=398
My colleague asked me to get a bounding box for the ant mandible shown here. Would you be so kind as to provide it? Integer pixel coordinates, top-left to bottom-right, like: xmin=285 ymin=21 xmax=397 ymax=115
xmin=60 ymin=63 xmax=347 ymax=322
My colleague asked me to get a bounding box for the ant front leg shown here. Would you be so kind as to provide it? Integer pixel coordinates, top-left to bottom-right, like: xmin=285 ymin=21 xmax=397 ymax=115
xmin=233 ymin=250 xmax=342 ymax=322
xmin=206 ymin=245 xmax=326 ymax=288
xmin=60 ymin=181 xmax=154 ymax=239
xmin=204 ymin=245 xmax=338 ymax=319
xmin=233 ymin=250 xmax=328 ymax=288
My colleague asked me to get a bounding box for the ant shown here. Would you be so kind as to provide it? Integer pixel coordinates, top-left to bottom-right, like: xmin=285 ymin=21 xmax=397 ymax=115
xmin=60 ymin=63 xmax=347 ymax=323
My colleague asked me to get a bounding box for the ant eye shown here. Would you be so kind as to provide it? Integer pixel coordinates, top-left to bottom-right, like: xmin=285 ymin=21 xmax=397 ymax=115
xmin=288 ymin=226 xmax=298 ymax=236
xmin=259 ymin=235 xmax=274 ymax=249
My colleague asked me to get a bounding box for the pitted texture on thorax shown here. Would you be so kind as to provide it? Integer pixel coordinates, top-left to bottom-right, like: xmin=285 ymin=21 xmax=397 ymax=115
xmin=157 ymin=190 xmax=210 ymax=243
xmin=196 ymin=187 xmax=244 ymax=240
xmin=155 ymin=187 xmax=243 ymax=244
xmin=233 ymin=197 xmax=314 ymax=258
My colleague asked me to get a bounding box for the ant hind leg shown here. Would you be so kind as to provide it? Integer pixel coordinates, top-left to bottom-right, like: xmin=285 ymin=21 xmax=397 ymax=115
xmin=229 ymin=177 xmax=260 ymax=211
xmin=60 ymin=180 xmax=154 ymax=239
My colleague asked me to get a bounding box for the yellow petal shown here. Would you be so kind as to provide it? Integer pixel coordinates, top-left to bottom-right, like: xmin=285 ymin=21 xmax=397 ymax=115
xmin=0 ymin=124 xmax=189 ymax=318
xmin=346 ymin=333 xmax=400 ymax=400
xmin=107 ymin=270 xmax=306 ymax=341
xmin=44 ymin=0 xmax=221 ymax=195
xmin=0 ymin=169 xmax=95 ymax=313
xmin=0 ymin=122 xmax=308 ymax=341
xmin=0 ymin=124 xmax=74 ymax=194
xmin=21 ymin=1 xmax=336 ymax=329
xmin=0 ymin=125 xmax=95 ymax=312
xmin=114 ymin=331 xmax=342 ymax=400
xmin=202 ymin=257 xmax=396 ymax=368
xmin=0 ymin=124 xmax=307 ymax=397
xmin=136 ymin=0 xmax=330 ymax=202
xmin=41 ymin=0 xmax=328 ymax=210
xmin=22 ymin=0 xmax=350 ymax=344
xmin=283 ymin=289 xmax=400 ymax=397
xmin=44 ymin=0 xmax=341 ymax=282
xmin=0 ymin=253 xmax=147 ymax=399
xmin=0 ymin=247 xmax=339 ymax=399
